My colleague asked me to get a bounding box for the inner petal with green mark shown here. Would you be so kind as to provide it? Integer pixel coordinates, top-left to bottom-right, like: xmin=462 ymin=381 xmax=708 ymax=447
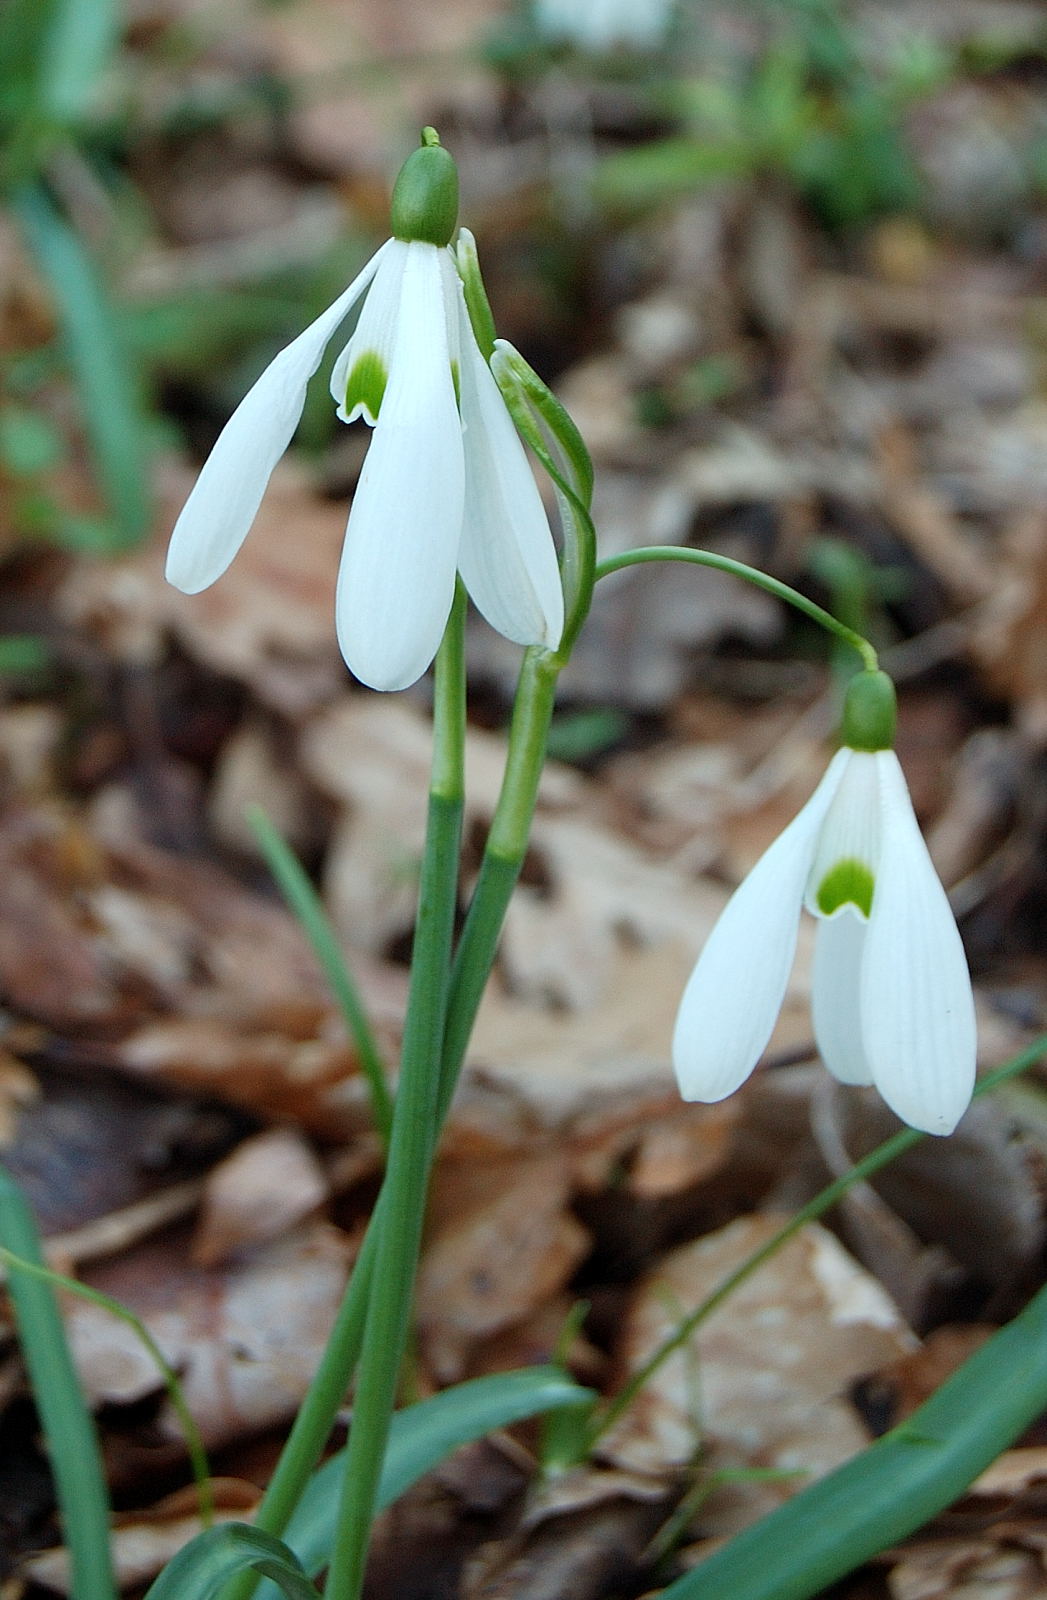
xmin=343 ymin=351 xmax=387 ymax=424
xmin=814 ymin=856 xmax=875 ymax=918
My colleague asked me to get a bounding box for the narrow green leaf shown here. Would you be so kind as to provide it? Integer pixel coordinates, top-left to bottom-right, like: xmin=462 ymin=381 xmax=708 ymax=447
xmin=246 ymin=805 xmax=393 ymax=1145
xmin=144 ymin=1525 xmax=321 ymax=1600
xmin=13 ymin=183 xmax=150 ymax=549
xmin=249 ymin=1368 xmax=594 ymax=1594
xmin=0 ymin=1166 xmax=118 ymax=1600
xmin=39 ymin=0 xmax=119 ymax=122
xmin=0 ymin=1244 xmax=213 ymax=1526
xmin=660 ymin=1275 xmax=1047 ymax=1600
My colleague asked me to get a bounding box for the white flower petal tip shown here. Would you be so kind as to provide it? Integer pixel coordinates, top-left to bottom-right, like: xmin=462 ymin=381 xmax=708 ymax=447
xmin=672 ymin=744 xmax=977 ymax=1135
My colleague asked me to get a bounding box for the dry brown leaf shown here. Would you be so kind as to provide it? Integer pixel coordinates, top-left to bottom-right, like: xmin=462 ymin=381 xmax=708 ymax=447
xmin=67 ymin=1220 xmax=352 ymax=1451
xmin=191 ymin=1127 xmax=330 ymax=1266
xmin=62 ymin=461 xmax=349 ymax=715
xmin=886 ymin=1538 xmax=1046 ymax=1600
xmin=261 ymin=0 xmax=498 ymax=175
xmin=119 ymin=1009 xmax=378 ymax=1139
xmin=21 ymin=1480 xmax=259 ymax=1595
xmin=300 ymin=696 xmax=579 ymax=955
xmin=417 ymin=1154 xmax=590 ymax=1382
xmin=602 ymin=1215 xmax=916 ymax=1524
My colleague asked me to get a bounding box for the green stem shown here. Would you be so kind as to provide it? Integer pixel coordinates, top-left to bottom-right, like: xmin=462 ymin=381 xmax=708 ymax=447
xmin=323 ymin=592 xmax=467 ymax=1600
xmin=438 ymin=647 xmax=560 ymax=1119
xmin=0 ymin=1166 xmax=118 ymax=1600
xmin=585 ymin=1035 xmax=1047 ymax=1454
xmin=246 ymin=805 xmax=393 ymax=1145
xmin=222 ymin=642 xmax=560 ymax=1599
xmin=595 ymin=547 xmax=878 ymax=672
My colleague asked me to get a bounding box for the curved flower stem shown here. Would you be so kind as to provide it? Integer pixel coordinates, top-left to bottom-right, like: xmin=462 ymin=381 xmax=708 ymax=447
xmin=583 ymin=1035 xmax=1047 ymax=1457
xmin=595 ymin=547 xmax=878 ymax=672
xmin=323 ymin=588 xmax=467 ymax=1600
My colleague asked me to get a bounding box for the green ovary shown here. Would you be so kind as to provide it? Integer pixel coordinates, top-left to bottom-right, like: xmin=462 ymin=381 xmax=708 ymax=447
xmin=815 ymin=857 xmax=875 ymax=918
xmin=344 ymin=351 xmax=387 ymax=421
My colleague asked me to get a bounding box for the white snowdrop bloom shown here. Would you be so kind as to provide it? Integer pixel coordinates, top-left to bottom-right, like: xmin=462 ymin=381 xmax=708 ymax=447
xmin=535 ymin=0 xmax=674 ymax=52
xmin=672 ymin=672 xmax=977 ymax=1135
xmin=166 ymin=133 xmax=563 ymax=692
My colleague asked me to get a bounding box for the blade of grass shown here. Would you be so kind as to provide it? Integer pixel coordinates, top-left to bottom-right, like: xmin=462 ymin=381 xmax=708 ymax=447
xmin=0 ymin=1244 xmax=213 ymax=1526
xmin=0 ymin=1165 xmax=117 ymax=1600
xmin=39 ymin=0 xmax=119 ymax=123
xmin=13 ymin=182 xmax=150 ymax=550
xmin=145 ymin=1525 xmax=322 ymax=1600
xmin=246 ymin=805 xmax=393 ymax=1145
xmin=659 ymin=1270 xmax=1047 ymax=1600
xmin=252 ymin=1367 xmax=596 ymax=1592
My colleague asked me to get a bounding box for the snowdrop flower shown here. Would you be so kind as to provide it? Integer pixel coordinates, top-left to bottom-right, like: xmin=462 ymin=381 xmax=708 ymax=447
xmin=166 ymin=130 xmax=564 ymax=692
xmin=673 ymin=671 xmax=976 ymax=1135
xmin=535 ymin=0 xmax=674 ymax=53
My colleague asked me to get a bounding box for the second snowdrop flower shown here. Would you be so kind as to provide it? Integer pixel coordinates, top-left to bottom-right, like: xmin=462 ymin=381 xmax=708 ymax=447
xmin=166 ymin=130 xmax=564 ymax=692
xmin=673 ymin=670 xmax=977 ymax=1135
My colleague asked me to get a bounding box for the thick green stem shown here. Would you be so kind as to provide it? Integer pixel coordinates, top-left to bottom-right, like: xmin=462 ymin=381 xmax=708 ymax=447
xmin=223 ymin=643 xmax=559 ymax=1600
xmin=323 ymin=595 xmax=467 ymax=1600
xmin=596 ymin=547 xmax=878 ymax=672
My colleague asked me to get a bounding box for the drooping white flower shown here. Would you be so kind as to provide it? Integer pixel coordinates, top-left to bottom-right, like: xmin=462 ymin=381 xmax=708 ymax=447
xmin=672 ymin=672 xmax=977 ymax=1135
xmin=534 ymin=0 xmax=674 ymax=52
xmin=166 ymin=133 xmax=563 ymax=692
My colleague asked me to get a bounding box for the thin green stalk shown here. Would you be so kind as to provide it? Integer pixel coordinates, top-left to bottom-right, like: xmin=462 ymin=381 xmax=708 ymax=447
xmin=246 ymin=805 xmax=393 ymax=1145
xmin=323 ymin=592 xmax=467 ymax=1600
xmin=596 ymin=547 xmax=878 ymax=672
xmin=660 ymin=1267 xmax=1047 ymax=1600
xmin=438 ymin=648 xmax=560 ymax=1117
xmin=586 ymin=1035 xmax=1047 ymax=1453
xmin=0 ymin=1245 xmax=213 ymax=1524
xmin=0 ymin=1166 xmax=118 ymax=1600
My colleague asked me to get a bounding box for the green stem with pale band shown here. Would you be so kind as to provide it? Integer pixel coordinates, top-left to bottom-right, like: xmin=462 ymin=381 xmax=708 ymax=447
xmin=596 ymin=547 xmax=878 ymax=672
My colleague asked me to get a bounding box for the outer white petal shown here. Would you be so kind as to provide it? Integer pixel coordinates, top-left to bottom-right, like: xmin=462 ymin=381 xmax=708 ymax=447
xmin=812 ymin=910 xmax=874 ymax=1085
xmin=166 ymin=241 xmax=390 ymax=594
xmin=861 ymin=751 xmax=977 ymax=1135
xmin=454 ymin=291 xmax=564 ymax=650
xmin=673 ymin=749 xmax=850 ymax=1102
xmin=329 ymin=241 xmax=409 ymax=423
xmin=336 ymin=242 xmax=464 ymax=691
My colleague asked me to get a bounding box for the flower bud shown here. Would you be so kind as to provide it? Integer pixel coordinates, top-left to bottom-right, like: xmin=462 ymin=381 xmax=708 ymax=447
xmin=390 ymin=128 xmax=459 ymax=248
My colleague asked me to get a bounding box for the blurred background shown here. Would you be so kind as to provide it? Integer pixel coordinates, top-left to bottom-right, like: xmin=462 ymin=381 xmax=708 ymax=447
xmin=4 ymin=0 xmax=1047 ymax=964
xmin=6 ymin=3 xmax=1047 ymax=1587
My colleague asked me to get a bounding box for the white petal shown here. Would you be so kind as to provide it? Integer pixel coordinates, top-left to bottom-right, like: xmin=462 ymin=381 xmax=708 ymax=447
xmin=336 ymin=242 xmax=464 ymax=691
xmin=166 ymin=241 xmax=391 ymax=594
xmin=861 ymin=751 xmax=977 ymax=1135
xmin=454 ymin=291 xmax=564 ymax=650
xmin=812 ymin=911 xmax=874 ymax=1085
xmin=329 ymin=241 xmax=409 ymax=423
xmin=673 ymin=749 xmax=850 ymax=1102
